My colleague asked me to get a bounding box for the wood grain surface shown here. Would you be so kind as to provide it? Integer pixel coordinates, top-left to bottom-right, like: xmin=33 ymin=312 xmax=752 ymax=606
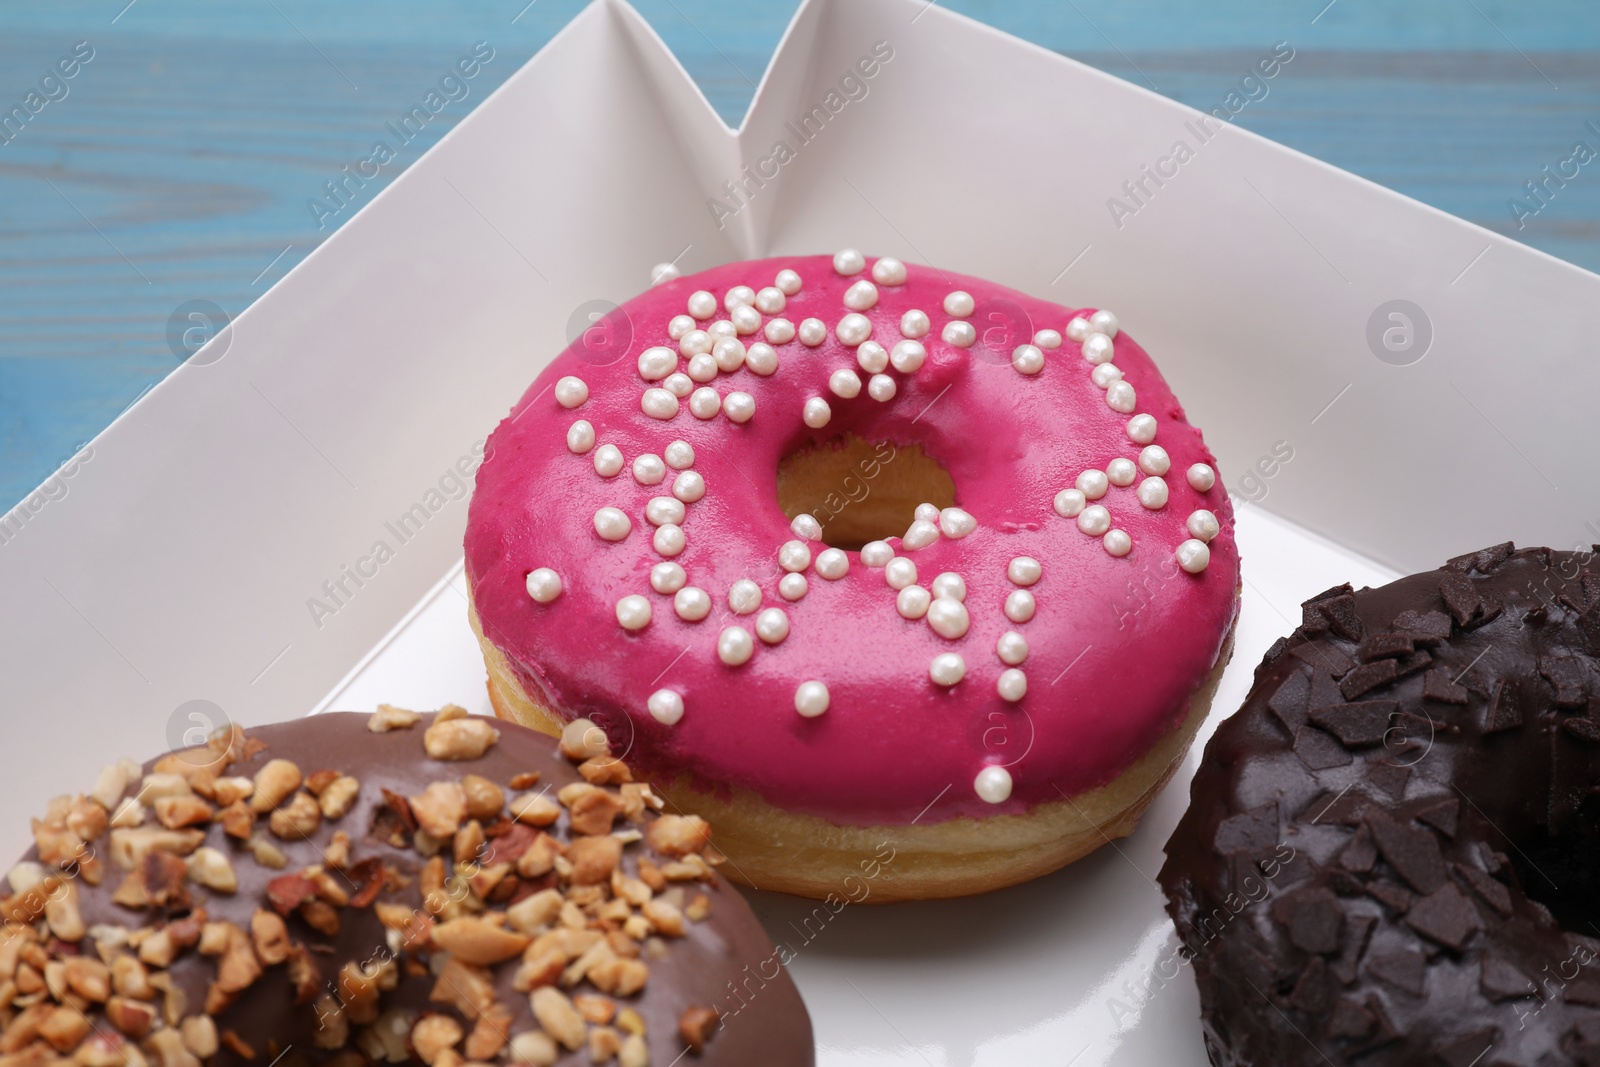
xmin=1 ymin=0 xmax=1597 ymax=508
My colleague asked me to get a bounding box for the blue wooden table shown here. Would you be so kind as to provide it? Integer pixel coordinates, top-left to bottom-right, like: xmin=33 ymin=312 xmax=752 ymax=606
xmin=3 ymin=0 xmax=1598 ymax=510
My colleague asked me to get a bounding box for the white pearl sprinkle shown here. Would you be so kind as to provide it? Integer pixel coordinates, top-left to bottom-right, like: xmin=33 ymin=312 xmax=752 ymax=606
xmin=1077 ymin=505 xmax=1111 ymax=536
xmin=664 ymin=440 xmax=695 ymax=469
xmin=1126 ymin=414 xmax=1158 ymax=445
xmin=1103 ymin=529 xmax=1132 ymax=556
xmin=652 ymin=524 xmax=685 ymax=557
xmin=843 ymin=280 xmax=879 ymax=311
xmin=687 ymin=290 xmax=717 ymax=319
xmin=566 ymin=420 xmax=595 ymax=454
xmin=1054 ymin=488 xmax=1086 ymax=518
xmin=798 ymin=318 xmax=827 ymax=346
xmin=674 ymin=586 xmax=711 ymax=621
xmin=943 ymin=291 xmax=975 ymax=317
xmin=930 ymin=653 xmax=966 ymax=687
xmin=795 ymin=680 xmax=830 ymax=718
xmin=645 ymin=497 xmax=685 ymax=526
xmin=930 ymin=572 xmax=966 ymax=601
xmin=728 ymin=579 xmax=762 ymax=615
xmin=554 ymin=376 xmax=588 ymax=409
xmin=672 ymin=470 xmax=706 ymax=503
xmin=744 ymin=343 xmax=779 ymax=376
xmin=896 ymin=585 xmax=931 ymax=619
xmin=1107 ymin=458 xmax=1137 ymax=487
xmin=663 ymin=372 xmax=693 ymax=398
xmin=730 ymin=304 xmax=762 ymax=336
xmin=836 ymin=313 xmax=872 ymax=346
xmin=779 ymin=572 xmax=808 ymax=600
xmin=647 ymin=689 xmax=684 ymax=726
xmin=902 ymin=519 xmax=940 ymax=551
xmin=763 ymin=318 xmax=795 ymax=346
xmin=724 ymin=285 xmax=756 ymax=311
xmin=689 ymin=387 xmax=721 ymax=419
xmin=594 ymin=444 xmax=624 ymax=478
xmin=779 ymin=540 xmax=812 ymax=573
xmin=755 ymin=287 xmax=786 ymax=314
xmin=1176 ymin=539 xmax=1211 ymax=574
xmin=1008 ymin=556 xmax=1042 ymax=586
xmin=615 ymin=595 xmax=651 ymax=631
xmin=856 ymin=340 xmax=889 ymax=374
xmin=686 ymin=353 xmax=718 ymax=382
xmin=711 ymin=338 xmax=745 ymax=373
xmin=650 ymin=561 xmax=686 ymax=594
xmin=915 ymin=502 xmax=941 ymax=523
xmin=832 ymin=248 xmax=866 ymax=275
xmin=724 ymin=391 xmax=756 ymax=424
xmin=717 ymin=626 xmax=755 ymax=666
xmin=871 ymin=257 xmax=907 ymax=285
xmin=803 ymin=396 xmax=832 ymax=428
xmin=829 ymin=368 xmax=862 ymax=399
xmin=996 ymin=631 xmax=1029 ymax=665
xmin=775 ymin=269 xmax=802 ymax=296
xmin=633 ymin=454 xmax=666 ymax=485
xmin=1012 ymin=344 xmax=1045 ymax=375
xmin=1188 ymin=509 xmax=1221 ymax=542
xmin=942 ymin=320 xmax=976 ymax=348
xmin=867 ymin=373 xmax=896 ymax=401
xmin=1004 ymin=590 xmax=1036 ymax=623
xmin=1081 ymin=332 xmax=1115 ymax=365
xmin=890 ymin=339 xmax=927 ymax=373
xmin=594 ymin=507 xmax=631 ymax=541
xmin=1091 ymin=363 xmax=1124 ymax=389
xmin=927 ymin=597 xmax=970 ymax=640
xmin=885 ymin=557 xmax=918 ymax=590
xmin=1187 ymin=463 xmax=1216 ymax=492
xmin=712 ymin=319 xmax=741 ymax=341
xmin=1138 ymin=445 xmax=1170 ymax=476
xmin=974 ymin=765 xmax=1012 ymax=802
xmin=900 ymin=309 xmax=930 ymax=338
xmin=640 ymin=389 xmax=678 ymax=420
xmin=1106 ymin=380 xmax=1137 ymax=414
xmin=637 ymin=347 xmax=676 ymax=381
xmin=939 ymin=507 xmax=976 ymax=539
xmin=1137 ymin=476 xmax=1169 ymax=510
xmin=860 ymin=541 xmax=895 ymax=567
xmin=1066 ymin=316 xmax=1091 ymax=342
xmin=1033 ymin=329 xmax=1062 ymax=349
xmin=1090 ymin=309 xmax=1120 ymax=338
xmin=756 ymin=607 xmax=789 ymax=644
xmin=667 ymin=314 xmax=695 ymax=340
xmin=525 ymin=568 xmax=562 ymax=603
xmin=997 ymin=669 xmax=1027 ymax=703
xmin=790 ymin=513 xmax=823 ymax=540
xmin=815 ymin=548 xmax=849 ymax=580
xmin=1076 ymin=469 xmax=1109 ymax=499
xmin=679 ymin=330 xmax=712 ymax=358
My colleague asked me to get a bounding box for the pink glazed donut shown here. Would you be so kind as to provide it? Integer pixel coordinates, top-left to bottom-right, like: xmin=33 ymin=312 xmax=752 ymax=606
xmin=466 ymin=252 xmax=1240 ymax=901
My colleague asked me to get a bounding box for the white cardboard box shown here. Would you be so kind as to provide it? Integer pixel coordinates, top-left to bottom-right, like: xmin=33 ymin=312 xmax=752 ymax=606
xmin=4 ymin=0 xmax=1598 ymax=1061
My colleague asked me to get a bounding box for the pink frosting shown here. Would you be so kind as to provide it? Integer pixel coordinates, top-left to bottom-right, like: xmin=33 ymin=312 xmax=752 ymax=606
xmin=465 ymin=256 xmax=1239 ymax=825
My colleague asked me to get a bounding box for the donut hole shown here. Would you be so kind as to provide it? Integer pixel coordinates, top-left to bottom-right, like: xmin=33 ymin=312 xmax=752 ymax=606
xmin=775 ymin=434 xmax=955 ymax=551
xmin=1508 ymin=798 xmax=1600 ymax=931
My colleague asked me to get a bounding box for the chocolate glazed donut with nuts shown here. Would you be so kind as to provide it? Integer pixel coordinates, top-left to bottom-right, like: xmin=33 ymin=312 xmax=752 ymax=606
xmin=1160 ymin=543 xmax=1600 ymax=1065
xmin=0 ymin=708 xmax=812 ymax=1067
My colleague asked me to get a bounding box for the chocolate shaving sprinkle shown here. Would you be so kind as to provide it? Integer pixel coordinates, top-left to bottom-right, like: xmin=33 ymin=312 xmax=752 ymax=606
xmin=1366 ymin=950 xmax=1426 ymax=996
xmin=1308 ymin=701 xmax=1396 ymax=748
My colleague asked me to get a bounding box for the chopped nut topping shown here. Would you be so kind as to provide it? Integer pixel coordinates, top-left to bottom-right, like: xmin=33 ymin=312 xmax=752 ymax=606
xmin=180 ymin=1015 xmax=218 ymax=1059
xmin=644 ymin=815 xmax=711 ymax=858
xmin=268 ymin=792 xmax=322 ymax=840
xmin=152 ymin=795 xmax=214 ymax=830
xmin=319 ymin=775 xmax=361 ymax=820
xmin=530 ymin=987 xmax=586 ymax=1051
xmin=560 ymin=719 xmax=611 ymax=762
xmin=509 ymin=792 xmax=560 ymax=827
xmin=619 ymin=1032 xmax=649 ymax=1067
xmin=104 ymin=996 xmax=157 ymax=1038
xmin=568 ymin=837 xmax=623 ymax=886
xmin=410 ymin=782 xmax=468 ymax=840
xmin=209 ymin=776 xmax=254 ymax=807
xmin=431 ymin=918 xmax=531 ymax=965
xmin=507 ymin=1030 xmax=558 ymax=1066
xmin=249 ymin=909 xmax=289 ymax=965
xmin=185 ymin=847 xmax=237 ymax=893
xmin=369 ymin=704 xmax=422 ymax=732
xmin=250 ymin=759 xmax=303 ymax=814
xmin=411 ymin=1014 xmax=464 ymax=1065
xmin=678 ymin=1005 xmax=719 ymax=1052
xmin=459 ymin=775 xmax=505 ymax=822
xmin=424 ymin=718 xmax=501 ymax=762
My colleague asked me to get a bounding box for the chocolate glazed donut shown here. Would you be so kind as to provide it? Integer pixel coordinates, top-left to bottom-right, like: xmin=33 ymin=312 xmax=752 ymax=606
xmin=1160 ymin=543 xmax=1600 ymax=1066
xmin=0 ymin=710 xmax=812 ymax=1066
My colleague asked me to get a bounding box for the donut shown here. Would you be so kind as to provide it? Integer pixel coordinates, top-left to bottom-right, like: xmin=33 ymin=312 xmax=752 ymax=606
xmin=1160 ymin=543 xmax=1600 ymax=1065
xmin=0 ymin=708 xmax=812 ymax=1066
xmin=466 ymin=251 xmax=1240 ymax=901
